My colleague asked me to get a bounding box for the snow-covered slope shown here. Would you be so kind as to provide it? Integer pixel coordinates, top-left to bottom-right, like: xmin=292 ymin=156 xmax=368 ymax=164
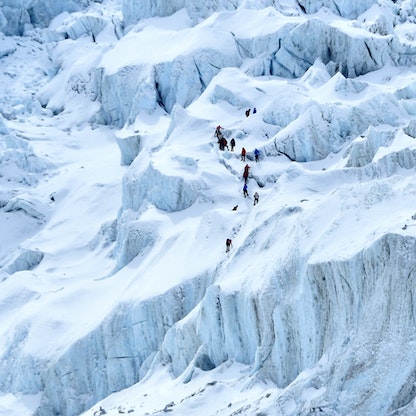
xmin=2 ymin=1 xmax=416 ymax=415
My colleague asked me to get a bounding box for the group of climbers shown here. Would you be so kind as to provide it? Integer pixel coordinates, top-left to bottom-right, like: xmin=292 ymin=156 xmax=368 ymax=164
xmin=216 ymin=127 xmax=260 ymax=165
xmin=215 ymin=116 xmax=262 ymax=253
xmin=241 ymin=163 xmax=259 ymax=204
xmin=216 ymin=125 xmax=228 ymax=150
xmin=245 ymin=107 xmax=257 ymax=117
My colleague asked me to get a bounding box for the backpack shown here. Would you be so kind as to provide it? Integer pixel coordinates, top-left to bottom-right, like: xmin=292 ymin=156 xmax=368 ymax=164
xmin=226 ymin=239 xmax=232 ymax=245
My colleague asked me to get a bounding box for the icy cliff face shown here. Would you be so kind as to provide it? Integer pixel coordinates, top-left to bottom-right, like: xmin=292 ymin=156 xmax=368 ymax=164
xmin=81 ymin=3 xmax=416 ymax=129
xmin=0 ymin=0 xmax=95 ymax=35
xmin=3 ymin=1 xmax=416 ymax=416
xmin=298 ymin=0 xmax=377 ymax=19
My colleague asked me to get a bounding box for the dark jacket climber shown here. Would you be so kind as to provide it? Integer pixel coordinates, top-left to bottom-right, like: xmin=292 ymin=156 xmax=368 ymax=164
xmin=243 ymin=164 xmax=250 ymax=183
xmin=253 ymin=191 xmax=259 ymax=205
xmin=230 ymin=138 xmax=235 ymax=151
xmin=219 ymin=137 xmax=228 ymax=151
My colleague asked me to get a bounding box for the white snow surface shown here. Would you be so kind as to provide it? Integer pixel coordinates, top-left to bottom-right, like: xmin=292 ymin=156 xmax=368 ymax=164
xmin=1 ymin=1 xmax=416 ymax=415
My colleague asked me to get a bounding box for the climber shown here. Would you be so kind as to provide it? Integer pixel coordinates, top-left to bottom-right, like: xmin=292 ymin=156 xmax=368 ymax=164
xmin=245 ymin=108 xmax=250 ymax=117
xmin=253 ymin=191 xmax=259 ymax=205
xmin=243 ymin=183 xmax=249 ymax=198
xmin=254 ymin=148 xmax=260 ymax=162
xmin=215 ymin=125 xmax=223 ymax=139
xmin=226 ymin=238 xmax=232 ymax=252
xmin=219 ymin=137 xmax=228 ymax=150
xmin=243 ymin=164 xmax=250 ymax=183
xmin=241 ymin=147 xmax=246 ymax=161
xmin=219 ymin=137 xmax=228 ymax=151
xmin=230 ymin=138 xmax=235 ymax=152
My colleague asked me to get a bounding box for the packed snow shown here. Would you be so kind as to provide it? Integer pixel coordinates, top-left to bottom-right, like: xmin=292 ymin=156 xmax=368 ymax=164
xmin=2 ymin=0 xmax=416 ymax=415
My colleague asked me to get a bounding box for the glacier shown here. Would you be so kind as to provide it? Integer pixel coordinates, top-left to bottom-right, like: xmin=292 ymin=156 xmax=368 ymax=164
xmin=1 ymin=0 xmax=416 ymax=416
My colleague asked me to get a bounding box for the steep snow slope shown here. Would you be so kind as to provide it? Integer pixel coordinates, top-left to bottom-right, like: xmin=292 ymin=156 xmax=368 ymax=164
xmin=2 ymin=1 xmax=416 ymax=416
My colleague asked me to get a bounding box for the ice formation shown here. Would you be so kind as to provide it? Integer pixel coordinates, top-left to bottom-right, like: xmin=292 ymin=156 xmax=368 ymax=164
xmin=2 ymin=1 xmax=416 ymax=416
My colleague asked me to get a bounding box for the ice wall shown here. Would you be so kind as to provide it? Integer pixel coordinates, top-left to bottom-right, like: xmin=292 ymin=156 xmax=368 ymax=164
xmin=122 ymin=0 xmax=186 ymax=27
xmin=27 ymin=200 xmax=416 ymax=416
xmin=4 ymin=1 xmax=416 ymax=416
xmin=32 ymin=272 xmax=215 ymax=416
xmin=298 ymin=0 xmax=377 ymax=19
xmin=91 ymin=2 xmax=416 ymax=129
xmin=0 ymin=0 xmax=91 ymax=35
xmin=121 ymin=158 xmax=207 ymax=213
xmin=94 ymin=44 xmax=242 ymax=126
xmin=34 ymin=0 xmax=416 ymax=129
xmin=157 ymin=228 xmax=416 ymax=415
xmin=121 ymin=0 xmax=377 ymax=27
xmin=121 ymin=0 xmax=252 ymax=28
xmin=264 ymin=89 xmax=407 ymax=162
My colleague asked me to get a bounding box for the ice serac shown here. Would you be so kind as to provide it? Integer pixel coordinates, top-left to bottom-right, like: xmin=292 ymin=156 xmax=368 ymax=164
xmin=122 ymin=0 xmax=247 ymax=27
xmin=4 ymin=1 xmax=416 ymax=416
xmin=3 ymin=248 xmax=44 ymax=274
xmin=112 ymin=210 xmax=157 ymax=271
xmin=122 ymin=155 xmax=207 ymax=213
xmin=115 ymin=132 xmax=142 ymax=166
xmin=64 ymin=15 xmax=107 ymax=41
xmin=298 ymin=0 xmax=376 ymax=19
xmin=305 ymin=233 xmax=416 ymax=415
xmin=0 ymin=134 xmax=54 ymax=186
xmin=345 ymin=126 xmax=395 ymax=168
xmin=96 ymin=42 xmax=242 ymax=126
xmin=94 ymin=5 xmax=403 ymax=130
xmin=122 ymin=0 xmax=186 ymax=27
xmin=158 ymin=231 xmax=416 ymax=414
xmin=33 ymin=272 xmax=215 ymax=416
xmin=0 ymin=0 xmax=90 ymax=35
xmin=263 ymin=76 xmax=407 ymax=162
xmin=271 ymin=19 xmax=390 ymax=78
